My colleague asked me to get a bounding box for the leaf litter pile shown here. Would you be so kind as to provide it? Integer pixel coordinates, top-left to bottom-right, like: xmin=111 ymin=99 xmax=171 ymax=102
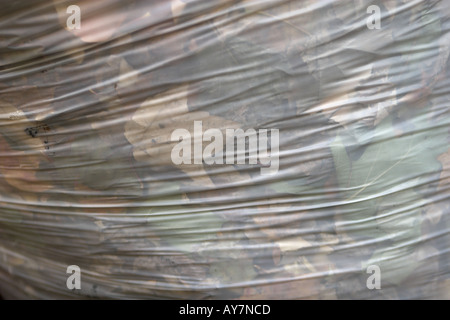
xmin=0 ymin=0 xmax=449 ymax=299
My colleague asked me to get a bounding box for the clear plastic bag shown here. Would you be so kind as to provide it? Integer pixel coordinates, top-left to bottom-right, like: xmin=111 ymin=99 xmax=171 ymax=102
xmin=0 ymin=0 xmax=449 ymax=299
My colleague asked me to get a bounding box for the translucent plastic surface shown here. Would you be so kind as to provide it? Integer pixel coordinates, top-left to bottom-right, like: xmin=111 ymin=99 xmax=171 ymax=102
xmin=0 ymin=0 xmax=449 ymax=299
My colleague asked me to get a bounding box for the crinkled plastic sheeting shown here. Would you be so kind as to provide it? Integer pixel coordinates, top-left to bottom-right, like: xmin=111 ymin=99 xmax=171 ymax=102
xmin=0 ymin=0 xmax=449 ymax=299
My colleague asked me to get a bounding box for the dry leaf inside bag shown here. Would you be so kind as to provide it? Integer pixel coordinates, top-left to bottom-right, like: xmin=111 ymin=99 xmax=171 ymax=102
xmin=125 ymin=86 xmax=241 ymax=187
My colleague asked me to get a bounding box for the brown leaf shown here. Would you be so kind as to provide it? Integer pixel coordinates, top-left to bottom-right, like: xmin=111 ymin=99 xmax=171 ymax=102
xmin=125 ymin=86 xmax=241 ymax=186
